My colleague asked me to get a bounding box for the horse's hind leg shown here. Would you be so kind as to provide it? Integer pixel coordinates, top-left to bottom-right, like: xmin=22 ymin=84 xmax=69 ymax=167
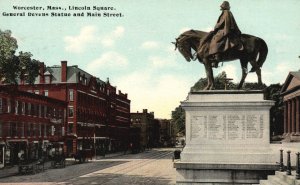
xmin=249 ymin=58 xmax=260 ymax=73
xmin=238 ymin=60 xmax=248 ymax=89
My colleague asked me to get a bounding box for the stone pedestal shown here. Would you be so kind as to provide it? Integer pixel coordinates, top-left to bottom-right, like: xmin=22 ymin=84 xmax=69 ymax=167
xmin=174 ymin=90 xmax=278 ymax=184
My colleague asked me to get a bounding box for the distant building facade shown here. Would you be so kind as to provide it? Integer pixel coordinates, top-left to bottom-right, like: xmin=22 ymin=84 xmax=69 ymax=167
xmin=0 ymin=85 xmax=67 ymax=166
xmin=130 ymin=109 xmax=160 ymax=150
xmin=158 ymin=119 xmax=174 ymax=146
xmin=17 ymin=61 xmax=131 ymax=156
xmin=281 ymin=71 xmax=300 ymax=141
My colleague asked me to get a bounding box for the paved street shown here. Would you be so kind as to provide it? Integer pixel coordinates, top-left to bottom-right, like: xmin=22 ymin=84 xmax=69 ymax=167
xmin=0 ymin=148 xmax=177 ymax=185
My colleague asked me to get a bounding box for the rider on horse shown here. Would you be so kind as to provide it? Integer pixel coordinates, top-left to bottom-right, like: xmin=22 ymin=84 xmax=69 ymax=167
xmin=198 ymin=1 xmax=244 ymax=68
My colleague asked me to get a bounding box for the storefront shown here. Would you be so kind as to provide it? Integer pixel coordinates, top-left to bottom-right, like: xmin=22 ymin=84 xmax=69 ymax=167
xmin=6 ymin=140 xmax=28 ymax=165
xmin=0 ymin=141 xmax=5 ymax=168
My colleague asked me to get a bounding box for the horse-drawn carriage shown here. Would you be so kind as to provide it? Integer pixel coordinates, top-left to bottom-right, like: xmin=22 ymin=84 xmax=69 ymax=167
xmin=51 ymin=154 xmax=65 ymax=168
xmin=50 ymin=144 xmax=66 ymax=168
xmin=73 ymin=149 xmax=93 ymax=163
xmin=18 ymin=157 xmax=45 ymax=175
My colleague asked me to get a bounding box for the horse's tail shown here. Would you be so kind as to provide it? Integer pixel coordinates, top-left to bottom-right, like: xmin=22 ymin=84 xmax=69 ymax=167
xmin=256 ymin=38 xmax=268 ymax=68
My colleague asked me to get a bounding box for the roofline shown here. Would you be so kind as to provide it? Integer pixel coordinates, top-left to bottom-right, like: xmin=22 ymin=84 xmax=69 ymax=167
xmin=0 ymin=85 xmax=67 ymax=105
xmin=47 ymin=65 xmax=105 ymax=84
xmin=280 ymin=85 xmax=300 ymax=96
xmin=280 ymin=71 xmax=300 ymax=93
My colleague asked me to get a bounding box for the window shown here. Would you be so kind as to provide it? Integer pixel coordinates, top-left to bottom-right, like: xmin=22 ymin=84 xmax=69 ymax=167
xmin=44 ymin=106 xmax=47 ymax=118
xmin=44 ymin=90 xmax=48 ymax=97
xmin=68 ymin=123 xmax=73 ymax=134
xmin=41 ymin=106 xmax=44 ymax=118
xmin=11 ymin=123 xmax=17 ymax=137
xmin=34 ymin=90 xmax=39 ymax=95
xmin=45 ymin=76 xmax=50 ymax=84
xmin=21 ymin=123 xmax=24 ymax=137
xmin=53 ymin=108 xmax=56 ymax=118
xmin=33 ymin=124 xmax=37 ymax=137
xmin=15 ymin=101 xmax=18 ymax=115
xmin=27 ymin=103 xmax=31 ymax=115
xmin=7 ymin=99 xmax=11 ymax=113
xmin=27 ymin=123 xmax=31 ymax=137
xmin=69 ymin=89 xmax=74 ymax=101
xmin=39 ymin=124 xmax=42 ymax=137
xmin=0 ymin=98 xmax=2 ymax=114
xmin=0 ymin=123 xmax=2 ymax=137
xmin=22 ymin=102 xmax=25 ymax=115
xmin=39 ymin=104 xmax=42 ymax=117
xmin=47 ymin=125 xmax=51 ymax=136
xmin=32 ymin=104 xmax=36 ymax=116
xmin=44 ymin=124 xmax=47 ymax=137
xmin=68 ymin=107 xmax=74 ymax=117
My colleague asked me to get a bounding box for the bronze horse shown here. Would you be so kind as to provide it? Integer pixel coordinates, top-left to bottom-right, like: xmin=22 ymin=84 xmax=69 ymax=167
xmin=174 ymin=30 xmax=268 ymax=90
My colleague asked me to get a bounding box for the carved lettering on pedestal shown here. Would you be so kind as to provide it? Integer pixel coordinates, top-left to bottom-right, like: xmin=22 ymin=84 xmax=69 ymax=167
xmin=208 ymin=115 xmax=226 ymax=140
xmin=246 ymin=115 xmax=264 ymax=139
xmin=227 ymin=115 xmax=245 ymax=140
xmin=191 ymin=114 xmax=264 ymax=141
xmin=191 ymin=116 xmax=207 ymax=140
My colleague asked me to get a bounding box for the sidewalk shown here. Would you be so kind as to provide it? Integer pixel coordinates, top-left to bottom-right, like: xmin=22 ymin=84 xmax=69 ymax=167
xmin=96 ymin=151 xmax=126 ymax=159
xmin=0 ymin=152 xmax=127 ymax=179
xmin=0 ymin=165 xmax=18 ymax=179
xmin=65 ymin=151 xmax=127 ymax=162
xmin=0 ymin=160 xmax=70 ymax=179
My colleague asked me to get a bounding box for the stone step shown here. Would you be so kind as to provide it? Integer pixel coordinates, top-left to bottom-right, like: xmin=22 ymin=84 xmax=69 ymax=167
xmin=268 ymin=175 xmax=293 ymax=185
xmin=260 ymin=171 xmax=300 ymax=185
xmin=275 ymin=171 xmax=297 ymax=184
xmin=260 ymin=180 xmax=273 ymax=185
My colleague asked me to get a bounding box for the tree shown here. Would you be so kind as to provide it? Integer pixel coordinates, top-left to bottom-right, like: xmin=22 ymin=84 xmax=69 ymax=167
xmin=265 ymin=83 xmax=284 ymax=137
xmin=191 ymin=71 xmax=237 ymax=91
xmin=0 ymin=30 xmax=17 ymax=59
xmin=0 ymin=30 xmax=40 ymax=84
xmin=241 ymin=82 xmax=267 ymax=90
xmin=171 ymin=106 xmax=185 ymax=134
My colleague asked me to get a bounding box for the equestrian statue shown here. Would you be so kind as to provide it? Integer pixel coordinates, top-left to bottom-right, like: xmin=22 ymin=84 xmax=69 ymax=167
xmin=174 ymin=1 xmax=268 ymax=90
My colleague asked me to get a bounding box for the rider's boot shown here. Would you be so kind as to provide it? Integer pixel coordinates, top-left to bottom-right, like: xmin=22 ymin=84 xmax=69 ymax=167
xmin=212 ymin=53 xmax=220 ymax=68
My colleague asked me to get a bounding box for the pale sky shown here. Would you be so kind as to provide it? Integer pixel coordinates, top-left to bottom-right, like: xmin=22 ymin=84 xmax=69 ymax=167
xmin=0 ymin=0 xmax=299 ymax=119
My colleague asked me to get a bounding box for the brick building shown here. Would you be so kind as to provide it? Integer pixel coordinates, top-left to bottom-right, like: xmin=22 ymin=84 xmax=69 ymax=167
xmin=0 ymin=85 xmax=67 ymax=166
xmin=131 ymin=109 xmax=159 ymax=150
xmin=158 ymin=119 xmax=174 ymax=146
xmin=17 ymin=61 xmax=131 ymax=156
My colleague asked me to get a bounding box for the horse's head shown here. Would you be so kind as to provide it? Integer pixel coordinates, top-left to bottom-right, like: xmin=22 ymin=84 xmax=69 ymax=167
xmin=173 ymin=37 xmax=193 ymax=62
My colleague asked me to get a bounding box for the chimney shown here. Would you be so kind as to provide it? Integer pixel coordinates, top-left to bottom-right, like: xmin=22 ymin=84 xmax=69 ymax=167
xmin=39 ymin=62 xmax=45 ymax=83
xmin=143 ymin=109 xmax=148 ymax=113
xmin=61 ymin=61 xmax=67 ymax=82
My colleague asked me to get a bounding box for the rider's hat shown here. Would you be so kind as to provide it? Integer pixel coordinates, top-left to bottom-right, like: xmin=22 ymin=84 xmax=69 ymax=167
xmin=220 ymin=1 xmax=230 ymax=10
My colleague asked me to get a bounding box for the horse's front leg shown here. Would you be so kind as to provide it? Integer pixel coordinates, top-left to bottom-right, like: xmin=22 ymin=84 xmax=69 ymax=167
xmin=203 ymin=59 xmax=214 ymax=90
xmin=256 ymin=68 xmax=262 ymax=85
xmin=238 ymin=60 xmax=248 ymax=89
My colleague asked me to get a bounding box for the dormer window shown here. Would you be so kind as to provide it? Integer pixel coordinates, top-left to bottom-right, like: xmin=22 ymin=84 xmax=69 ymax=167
xmin=45 ymin=76 xmax=50 ymax=84
xmin=44 ymin=71 xmax=52 ymax=84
